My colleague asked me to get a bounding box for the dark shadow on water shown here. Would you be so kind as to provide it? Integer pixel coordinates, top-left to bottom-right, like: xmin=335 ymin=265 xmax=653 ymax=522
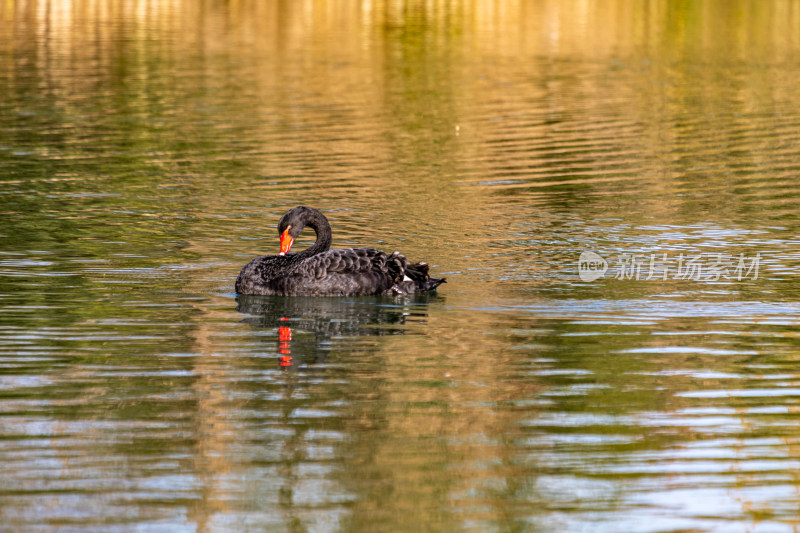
xmin=235 ymin=293 xmax=444 ymax=367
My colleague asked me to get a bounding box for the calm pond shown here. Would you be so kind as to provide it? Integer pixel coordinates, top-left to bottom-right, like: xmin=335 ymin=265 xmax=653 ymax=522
xmin=3 ymin=1 xmax=800 ymax=531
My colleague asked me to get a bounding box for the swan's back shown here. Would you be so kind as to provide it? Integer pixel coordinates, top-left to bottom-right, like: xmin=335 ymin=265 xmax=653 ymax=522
xmin=277 ymin=248 xmax=407 ymax=296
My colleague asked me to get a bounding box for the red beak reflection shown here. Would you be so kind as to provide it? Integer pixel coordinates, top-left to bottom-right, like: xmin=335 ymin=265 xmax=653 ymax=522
xmin=278 ymin=319 xmax=292 ymax=367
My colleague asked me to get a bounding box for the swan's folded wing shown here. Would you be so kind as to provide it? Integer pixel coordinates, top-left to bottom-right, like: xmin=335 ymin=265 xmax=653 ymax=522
xmin=299 ymin=248 xmax=407 ymax=281
xmin=275 ymin=248 xmax=441 ymax=296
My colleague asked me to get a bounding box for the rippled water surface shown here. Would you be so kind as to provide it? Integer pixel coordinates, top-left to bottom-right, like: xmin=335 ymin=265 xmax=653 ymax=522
xmin=3 ymin=1 xmax=800 ymax=531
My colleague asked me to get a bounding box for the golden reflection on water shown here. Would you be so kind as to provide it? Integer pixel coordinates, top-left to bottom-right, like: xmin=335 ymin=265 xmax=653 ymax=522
xmin=6 ymin=0 xmax=800 ymax=228
xmin=11 ymin=1 xmax=800 ymax=58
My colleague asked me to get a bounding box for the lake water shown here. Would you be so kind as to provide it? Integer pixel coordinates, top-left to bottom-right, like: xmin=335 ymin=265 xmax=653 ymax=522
xmin=3 ymin=1 xmax=800 ymax=531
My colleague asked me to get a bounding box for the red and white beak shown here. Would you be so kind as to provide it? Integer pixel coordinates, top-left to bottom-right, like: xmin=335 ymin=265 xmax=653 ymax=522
xmin=279 ymin=227 xmax=293 ymax=256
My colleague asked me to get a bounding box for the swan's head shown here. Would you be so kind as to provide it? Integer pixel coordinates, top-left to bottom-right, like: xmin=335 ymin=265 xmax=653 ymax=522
xmin=277 ymin=206 xmax=324 ymax=256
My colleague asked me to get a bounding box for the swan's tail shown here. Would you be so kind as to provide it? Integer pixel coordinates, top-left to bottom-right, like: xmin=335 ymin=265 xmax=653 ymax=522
xmin=385 ymin=252 xmax=445 ymax=294
xmin=405 ymin=261 xmax=446 ymax=292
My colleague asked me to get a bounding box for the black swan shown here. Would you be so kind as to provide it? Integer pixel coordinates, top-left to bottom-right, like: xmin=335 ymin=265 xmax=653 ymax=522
xmin=235 ymin=206 xmax=445 ymax=296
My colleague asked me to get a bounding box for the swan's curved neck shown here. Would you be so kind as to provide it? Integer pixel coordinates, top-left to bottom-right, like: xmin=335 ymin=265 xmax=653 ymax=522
xmin=297 ymin=211 xmax=332 ymax=258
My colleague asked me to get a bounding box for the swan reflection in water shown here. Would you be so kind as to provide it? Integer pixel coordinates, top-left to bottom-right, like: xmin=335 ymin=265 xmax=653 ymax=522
xmin=236 ymin=293 xmax=442 ymax=368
